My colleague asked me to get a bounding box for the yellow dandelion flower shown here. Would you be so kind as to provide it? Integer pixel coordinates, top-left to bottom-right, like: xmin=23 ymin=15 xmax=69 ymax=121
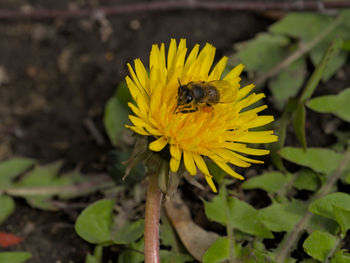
xmin=125 ymin=39 xmax=278 ymax=192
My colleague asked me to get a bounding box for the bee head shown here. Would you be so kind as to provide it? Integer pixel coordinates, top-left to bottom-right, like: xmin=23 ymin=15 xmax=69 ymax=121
xmin=177 ymin=85 xmax=193 ymax=106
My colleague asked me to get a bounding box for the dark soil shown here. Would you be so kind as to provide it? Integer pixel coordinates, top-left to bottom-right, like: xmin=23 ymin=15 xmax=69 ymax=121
xmin=0 ymin=1 xmax=349 ymax=263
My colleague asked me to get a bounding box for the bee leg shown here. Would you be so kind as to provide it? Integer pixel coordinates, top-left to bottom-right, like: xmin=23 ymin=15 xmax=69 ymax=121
xmin=178 ymin=107 xmax=198 ymax=114
xmin=175 ymin=104 xmax=193 ymax=114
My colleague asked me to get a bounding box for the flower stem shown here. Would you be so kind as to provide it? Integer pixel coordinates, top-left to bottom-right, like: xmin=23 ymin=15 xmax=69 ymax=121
xmin=144 ymin=170 xmax=163 ymax=263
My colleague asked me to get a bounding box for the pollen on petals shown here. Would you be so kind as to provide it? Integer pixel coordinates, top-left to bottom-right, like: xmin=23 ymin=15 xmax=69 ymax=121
xmin=125 ymin=39 xmax=277 ymax=192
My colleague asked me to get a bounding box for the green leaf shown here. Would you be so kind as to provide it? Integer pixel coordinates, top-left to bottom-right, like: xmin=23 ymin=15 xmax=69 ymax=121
xmin=308 ymin=213 xmax=339 ymax=234
xmin=75 ymin=199 xmax=115 ymax=244
xmin=0 ymin=252 xmax=32 ymax=263
xmin=333 ymin=205 xmax=350 ymax=236
xmin=238 ymin=245 xmax=280 ymax=263
xmin=103 ymin=97 xmax=128 ymax=146
xmin=203 ymin=191 xmax=273 ymax=238
xmin=269 ymin=58 xmax=306 ymax=108
xmin=310 ymin=45 xmax=347 ymax=82
xmin=345 ymin=171 xmax=350 ymax=185
xmin=0 ymin=195 xmax=15 ymax=224
xmin=303 ymin=230 xmax=337 ymax=261
xmin=309 ymin=192 xmax=350 ymax=220
xmin=202 ymin=237 xmax=230 ymax=263
xmin=307 ymin=88 xmax=350 ymax=122
xmin=241 ymin=171 xmax=292 ymax=193
xmin=118 ymin=239 xmax=144 ymax=263
xmin=258 ymin=200 xmax=305 ymax=232
xmin=308 ymin=22 xmax=349 ymax=81
xmin=343 ymin=40 xmax=350 ymax=51
xmin=160 ymin=251 xmax=193 ymax=263
xmin=85 ymin=254 xmax=99 ymax=263
xmin=293 ymin=169 xmax=320 ymax=191
xmin=330 ymin=250 xmax=350 ymax=263
xmin=113 ymin=219 xmax=144 ymax=244
xmin=15 ymin=161 xmax=63 ymax=210
xmin=293 ymin=104 xmax=307 ymax=149
xmin=85 ymin=246 xmax=103 ymax=263
xmin=270 ymin=12 xmax=348 ymax=81
xmin=115 ymin=81 xmax=133 ymax=108
xmin=269 ymin=12 xmax=332 ymax=41
xmin=0 ymin=158 xmax=36 ymax=187
xmin=207 ymin=161 xmax=226 ymax=186
xmin=299 ymin=259 xmax=319 ymax=263
xmin=160 ymin=214 xmax=178 ymax=249
xmin=300 ymin=38 xmax=344 ymax=103
xmin=235 ymin=33 xmax=289 ymax=72
xmin=279 ymin=147 xmax=343 ymax=174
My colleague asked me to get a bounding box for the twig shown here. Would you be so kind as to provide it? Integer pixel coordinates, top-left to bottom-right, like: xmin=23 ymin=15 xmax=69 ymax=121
xmin=84 ymin=118 xmax=106 ymax=146
xmin=275 ymin=146 xmax=350 ymax=263
xmin=254 ymin=14 xmax=343 ymax=87
xmin=0 ymin=1 xmax=350 ymax=20
xmin=0 ymin=174 xmax=112 ymax=196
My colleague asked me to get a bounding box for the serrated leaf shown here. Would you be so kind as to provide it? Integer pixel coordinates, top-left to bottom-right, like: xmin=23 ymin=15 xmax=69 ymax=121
xmin=103 ymin=97 xmax=128 ymax=146
xmin=16 ymin=161 xmax=63 ymax=186
xmin=270 ymin=12 xmax=348 ymax=81
xmin=235 ymin=33 xmax=289 ymax=72
xmin=269 ymin=12 xmax=332 ymax=41
xmin=303 ymin=230 xmax=337 ymax=261
xmin=333 ymin=205 xmax=350 ymax=236
xmin=293 ymin=169 xmax=320 ymax=191
xmin=309 ymin=192 xmax=350 ymax=220
xmin=279 ymin=147 xmax=343 ymax=174
xmin=203 ymin=190 xmax=227 ymax=225
xmin=293 ymin=104 xmax=307 ymax=149
xmin=15 ymin=161 xmax=63 ymax=210
xmin=0 ymin=158 xmax=36 ymax=188
xmin=269 ymin=58 xmax=306 ymax=108
xmin=203 ymin=191 xmax=273 ymax=238
xmin=160 ymin=250 xmax=193 ymax=263
xmin=75 ymin=199 xmax=114 ymax=244
xmin=113 ymin=219 xmax=144 ymax=244
xmin=0 ymin=195 xmax=15 ymax=225
xmin=202 ymin=237 xmax=230 ymax=263
xmin=258 ymin=200 xmax=305 ymax=232
xmin=0 ymin=252 xmax=31 ymax=263
xmin=241 ymin=171 xmax=292 ymax=193
xmin=307 ymin=88 xmax=350 ymax=122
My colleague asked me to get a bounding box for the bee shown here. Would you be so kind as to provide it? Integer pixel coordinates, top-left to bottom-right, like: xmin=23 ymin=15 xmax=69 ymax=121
xmin=174 ymin=80 xmax=232 ymax=114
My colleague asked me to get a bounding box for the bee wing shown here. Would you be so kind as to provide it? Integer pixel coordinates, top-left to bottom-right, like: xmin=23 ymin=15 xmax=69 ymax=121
xmin=207 ymin=80 xmax=237 ymax=103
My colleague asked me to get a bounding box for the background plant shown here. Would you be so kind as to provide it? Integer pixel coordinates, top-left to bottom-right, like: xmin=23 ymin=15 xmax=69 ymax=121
xmin=1 ymin=8 xmax=350 ymax=263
